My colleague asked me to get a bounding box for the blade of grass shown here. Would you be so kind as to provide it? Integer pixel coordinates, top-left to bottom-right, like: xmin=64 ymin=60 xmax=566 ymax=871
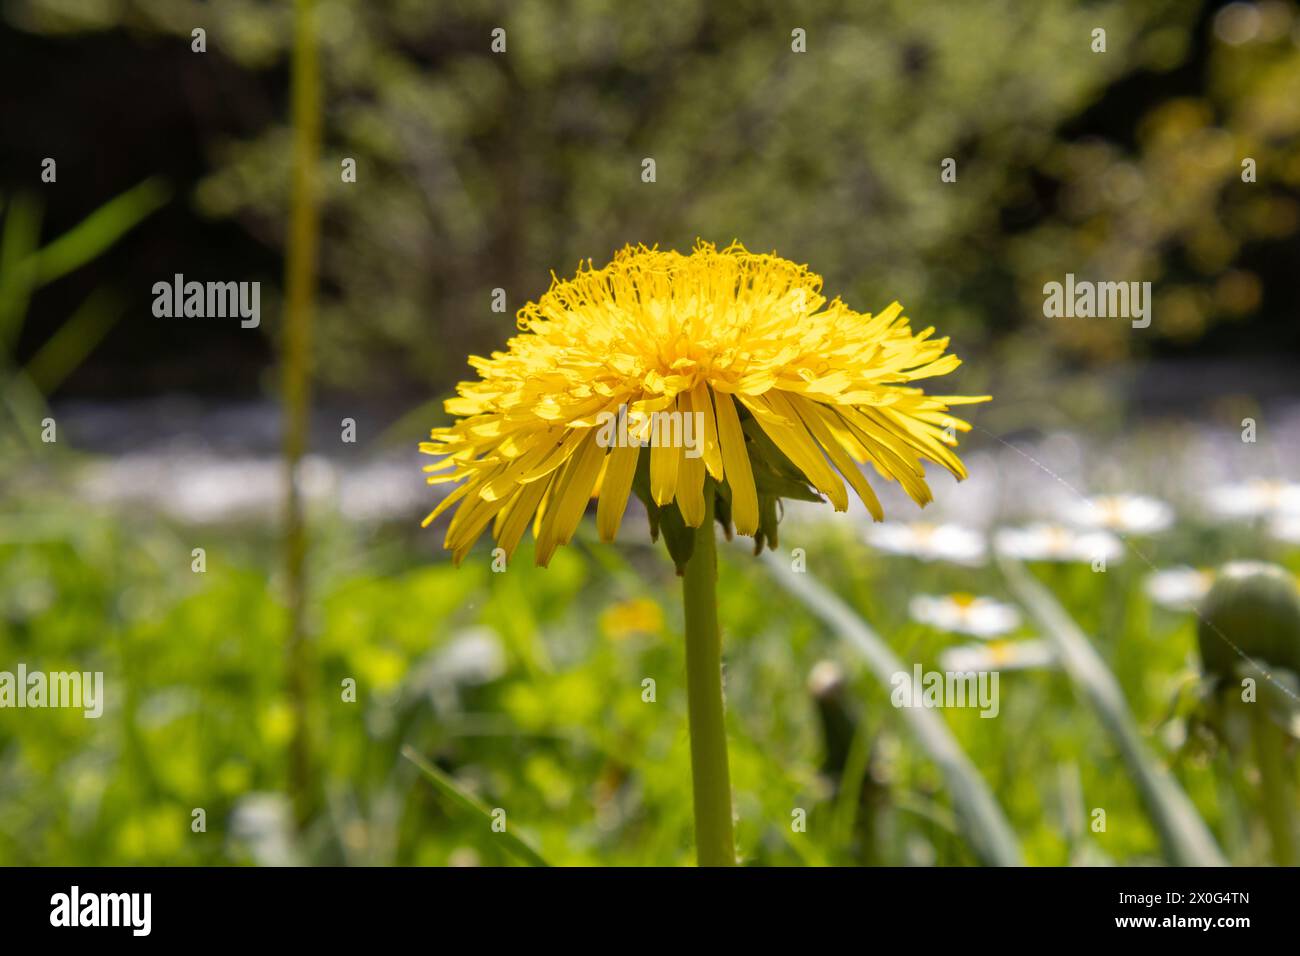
xmin=26 ymin=178 xmax=171 ymax=289
xmin=0 ymin=193 xmax=43 ymax=349
xmin=1000 ymin=556 xmax=1227 ymax=866
xmin=758 ymin=549 xmax=1023 ymax=866
xmin=0 ymin=366 xmax=52 ymax=453
xmin=374 ymin=394 xmax=448 ymax=449
xmin=23 ymin=288 xmax=124 ymax=394
xmin=282 ymin=0 xmax=322 ymax=832
xmin=401 ymin=745 xmax=550 ymax=867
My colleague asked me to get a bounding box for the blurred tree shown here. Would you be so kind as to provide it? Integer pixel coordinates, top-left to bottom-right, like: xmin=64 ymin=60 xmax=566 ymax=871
xmin=6 ymin=0 xmax=1297 ymax=422
xmin=1010 ymin=0 xmax=1300 ymax=361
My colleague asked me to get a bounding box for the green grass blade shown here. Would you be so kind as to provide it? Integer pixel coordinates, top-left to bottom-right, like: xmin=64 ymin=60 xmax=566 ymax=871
xmin=401 ymin=745 xmax=550 ymax=867
xmin=758 ymin=549 xmax=1024 ymax=867
xmin=0 ymin=193 xmax=43 ymax=349
xmin=999 ymin=556 xmax=1227 ymax=866
xmin=28 ymin=178 xmax=171 ymax=288
xmin=375 ymin=395 xmax=448 ymax=449
xmin=0 ymin=366 xmax=52 ymax=453
xmin=23 ymin=288 xmax=124 ymax=394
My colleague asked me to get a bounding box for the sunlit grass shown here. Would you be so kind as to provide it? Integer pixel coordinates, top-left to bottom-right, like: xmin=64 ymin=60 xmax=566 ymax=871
xmin=0 ymin=492 xmax=1297 ymax=865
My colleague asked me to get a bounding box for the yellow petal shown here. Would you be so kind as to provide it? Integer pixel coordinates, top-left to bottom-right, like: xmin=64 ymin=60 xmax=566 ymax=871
xmin=596 ymin=443 xmax=640 ymax=541
xmin=676 ymin=397 xmax=707 ymax=527
xmin=650 ymin=432 xmax=680 ymax=506
xmin=535 ymin=432 xmax=605 ymax=565
xmin=712 ymin=388 xmax=758 ymax=535
xmin=791 ymin=395 xmax=883 ymax=521
xmin=687 ymin=381 xmax=723 ymax=480
xmin=497 ymin=472 xmax=551 ymax=560
xmin=519 ymin=426 xmax=591 ymax=483
xmin=745 ymin=391 xmax=847 ymax=511
xmin=444 ymin=489 xmax=512 ymax=561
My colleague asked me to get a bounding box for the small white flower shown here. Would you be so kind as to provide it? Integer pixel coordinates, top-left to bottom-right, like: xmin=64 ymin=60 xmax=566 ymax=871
xmin=1144 ymin=567 xmax=1213 ymax=611
xmin=1065 ymin=494 xmax=1173 ymax=534
xmin=430 ymin=628 xmax=507 ymax=685
xmin=939 ymin=639 xmax=1055 ymax=672
xmin=865 ymin=521 xmax=986 ymax=565
xmin=1206 ymin=479 xmax=1300 ymax=520
xmin=1269 ymin=512 xmax=1300 ymax=545
xmin=994 ymin=523 xmax=1124 ymax=564
xmin=909 ymin=593 xmax=1021 ymax=637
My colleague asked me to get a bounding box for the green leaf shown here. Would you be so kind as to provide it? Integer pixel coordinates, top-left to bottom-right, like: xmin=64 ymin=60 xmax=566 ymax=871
xmin=401 ymin=745 xmax=550 ymax=867
xmin=23 ymin=288 xmax=125 ymax=394
xmin=0 ymin=193 xmax=43 ymax=348
xmin=757 ymin=548 xmax=1024 ymax=866
xmin=1000 ymin=556 xmax=1227 ymax=866
xmin=28 ymin=178 xmax=171 ymax=289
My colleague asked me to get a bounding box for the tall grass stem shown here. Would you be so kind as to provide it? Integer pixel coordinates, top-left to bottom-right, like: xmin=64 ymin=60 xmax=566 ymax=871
xmin=282 ymin=0 xmax=322 ymax=830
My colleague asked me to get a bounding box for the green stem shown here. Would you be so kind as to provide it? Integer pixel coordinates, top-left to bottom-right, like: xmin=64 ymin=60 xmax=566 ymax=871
xmin=283 ymin=0 xmax=322 ymax=831
xmin=1252 ymin=707 xmax=1294 ymax=866
xmin=681 ymin=487 xmax=736 ymax=866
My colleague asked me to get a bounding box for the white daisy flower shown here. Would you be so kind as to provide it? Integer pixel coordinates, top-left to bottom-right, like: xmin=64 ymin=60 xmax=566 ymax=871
xmin=1206 ymin=479 xmax=1300 ymax=519
xmin=1269 ymin=512 xmax=1300 ymax=545
xmin=1065 ymin=494 xmax=1174 ymax=534
xmin=909 ymin=593 xmax=1021 ymax=637
xmin=1144 ymin=567 xmax=1213 ymax=611
xmin=865 ymin=521 xmax=986 ymax=565
xmin=939 ymin=639 xmax=1055 ymax=672
xmin=994 ymin=523 xmax=1124 ymax=564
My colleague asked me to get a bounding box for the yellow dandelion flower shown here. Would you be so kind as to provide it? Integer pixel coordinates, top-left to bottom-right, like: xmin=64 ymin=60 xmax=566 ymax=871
xmin=421 ymin=240 xmax=989 ymax=567
xmin=599 ymin=597 xmax=666 ymax=641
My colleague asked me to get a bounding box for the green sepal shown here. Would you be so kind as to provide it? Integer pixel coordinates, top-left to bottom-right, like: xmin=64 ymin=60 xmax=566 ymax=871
xmin=741 ymin=417 xmax=806 ymax=481
xmin=631 ymin=450 xmax=660 ymax=541
xmin=754 ymin=493 xmax=780 ymax=554
xmin=713 ymin=484 xmax=734 ymax=540
xmin=741 ymin=416 xmax=821 ymax=502
xmin=752 ymin=460 xmax=824 ymax=502
xmin=658 ymin=502 xmax=696 ymax=574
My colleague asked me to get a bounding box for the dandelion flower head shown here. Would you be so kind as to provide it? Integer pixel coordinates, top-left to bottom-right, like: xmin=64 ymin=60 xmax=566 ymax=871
xmin=421 ymin=241 xmax=989 ymax=565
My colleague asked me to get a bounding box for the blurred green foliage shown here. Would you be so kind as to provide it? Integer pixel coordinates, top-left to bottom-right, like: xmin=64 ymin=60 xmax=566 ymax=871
xmin=3 ymin=0 xmax=1300 ymax=869
xmin=1012 ymin=2 xmax=1300 ymax=358
xmin=17 ymin=0 xmax=1300 ymax=413
xmin=2 ymin=492 xmax=1296 ymax=865
xmin=0 ymin=179 xmax=169 ymax=454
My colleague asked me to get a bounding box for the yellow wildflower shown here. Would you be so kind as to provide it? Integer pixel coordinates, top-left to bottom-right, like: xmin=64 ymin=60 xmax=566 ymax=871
xmin=422 ymin=241 xmax=988 ymax=566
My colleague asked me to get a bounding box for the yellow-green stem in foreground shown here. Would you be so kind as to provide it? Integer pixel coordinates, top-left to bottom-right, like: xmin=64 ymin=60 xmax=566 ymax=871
xmin=282 ymin=0 xmax=322 ymax=830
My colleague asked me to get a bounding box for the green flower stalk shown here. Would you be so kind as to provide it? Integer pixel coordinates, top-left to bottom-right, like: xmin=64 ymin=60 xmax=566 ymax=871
xmin=1197 ymin=561 xmax=1300 ymax=865
xmin=281 ymin=0 xmax=323 ymax=830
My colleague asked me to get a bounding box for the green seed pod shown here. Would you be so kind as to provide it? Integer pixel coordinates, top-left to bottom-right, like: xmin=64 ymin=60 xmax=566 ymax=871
xmin=1197 ymin=561 xmax=1300 ymax=681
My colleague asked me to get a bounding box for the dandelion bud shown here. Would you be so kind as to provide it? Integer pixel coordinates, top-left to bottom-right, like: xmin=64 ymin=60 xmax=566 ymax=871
xmin=1197 ymin=561 xmax=1300 ymax=681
